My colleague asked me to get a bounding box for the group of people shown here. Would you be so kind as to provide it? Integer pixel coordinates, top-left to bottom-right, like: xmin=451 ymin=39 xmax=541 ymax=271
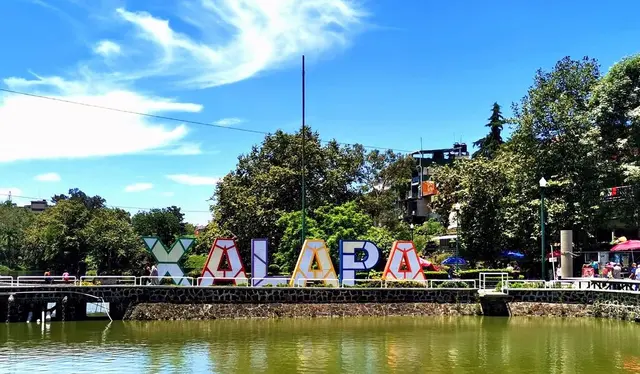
xmin=143 ymin=264 xmax=159 ymax=285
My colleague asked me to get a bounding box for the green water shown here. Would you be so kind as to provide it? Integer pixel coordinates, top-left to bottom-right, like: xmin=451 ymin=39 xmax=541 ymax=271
xmin=1 ymin=316 xmax=640 ymax=373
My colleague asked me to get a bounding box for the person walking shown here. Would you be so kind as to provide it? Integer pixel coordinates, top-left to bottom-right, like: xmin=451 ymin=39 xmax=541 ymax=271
xmin=150 ymin=264 xmax=159 ymax=285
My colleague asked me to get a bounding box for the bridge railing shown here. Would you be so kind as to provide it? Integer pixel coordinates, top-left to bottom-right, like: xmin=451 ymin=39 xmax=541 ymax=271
xmin=196 ymin=277 xmax=250 ymax=286
xmin=79 ymin=276 xmax=137 ymax=286
xmin=250 ymin=277 xmax=289 ymax=287
xmin=16 ymin=276 xmax=77 ymax=286
xmin=139 ymin=276 xmax=194 ymax=286
xmin=0 ymin=276 xmax=14 ymax=286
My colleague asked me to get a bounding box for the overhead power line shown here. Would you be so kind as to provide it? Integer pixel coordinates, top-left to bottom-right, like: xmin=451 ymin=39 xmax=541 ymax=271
xmin=0 ymin=88 xmax=411 ymax=153
xmin=0 ymin=193 xmax=211 ymax=213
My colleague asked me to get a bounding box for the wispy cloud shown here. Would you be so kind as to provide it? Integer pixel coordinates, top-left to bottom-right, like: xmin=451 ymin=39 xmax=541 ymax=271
xmin=214 ymin=117 xmax=244 ymax=127
xmin=34 ymin=172 xmax=61 ymax=182
xmin=161 ymin=142 xmax=202 ymax=156
xmin=0 ymin=75 xmax=203 ymax=162
xmin=124 ymin=182 xmax=153 ymax=192
xmin=113 ymin=1 xmax=365 ymax=88
xmin=93 ymin=40 xmax=121 ymax=57
xmin=166 ymin=174 xmax=220 ymax=186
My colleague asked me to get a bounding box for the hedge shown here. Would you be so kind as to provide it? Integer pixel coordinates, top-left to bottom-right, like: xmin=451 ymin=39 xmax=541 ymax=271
xmin=425 ymin=269 xmax=519 ymax=279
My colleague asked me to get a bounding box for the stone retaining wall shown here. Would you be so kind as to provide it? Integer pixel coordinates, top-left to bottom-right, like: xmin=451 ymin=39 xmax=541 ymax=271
xmin=126 ymin=302 xmax=482 ymax=320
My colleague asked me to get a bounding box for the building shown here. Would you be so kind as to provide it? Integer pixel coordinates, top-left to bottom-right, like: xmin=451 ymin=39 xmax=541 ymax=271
xmin=399 ymin=142 xmax=470 ymax=225
xmin=24 ymin=200 xmax=48 ymax=213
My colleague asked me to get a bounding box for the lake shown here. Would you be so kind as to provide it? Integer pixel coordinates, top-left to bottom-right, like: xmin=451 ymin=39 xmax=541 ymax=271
xmin=1 ymin=316 xmax=640 ymax=373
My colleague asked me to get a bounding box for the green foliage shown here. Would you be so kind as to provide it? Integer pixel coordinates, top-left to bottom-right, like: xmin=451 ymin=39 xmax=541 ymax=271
xmin=82 ymin=208 xmax=145 ymax=275
xmin=132 ymin=206 xmax=187 ymax=246
xmin=473 ymin=102 xmax=505 ymax=159
xmin=435 ymin=280 xmax=470 ymax=288
xmin=0 ymin=200 xmax=35 ymax=269
xmin=184 ymin=255 xmax=207 ymax=277
xmin=0 ymin=264 xmax=11 ymax=275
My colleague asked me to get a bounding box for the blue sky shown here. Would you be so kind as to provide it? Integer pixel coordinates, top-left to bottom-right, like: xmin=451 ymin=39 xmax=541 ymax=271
xmin=1 ymin=0 xmax=640 ymax=224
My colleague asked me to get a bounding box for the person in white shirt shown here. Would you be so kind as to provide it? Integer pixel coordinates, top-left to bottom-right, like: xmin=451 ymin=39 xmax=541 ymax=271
xmin=613 ymin=263 xmax=622 ymax=279
xmin=556 ymin=266 xmax=562 ymax=280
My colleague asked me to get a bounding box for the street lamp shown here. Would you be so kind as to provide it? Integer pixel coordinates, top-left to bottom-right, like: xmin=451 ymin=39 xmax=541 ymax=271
xmin=410 ymin=223 xmax=415 ymax=241
xmin=454 ymin=203 xmax=461 ymax=271
xmin=539 ymin=177 xmax=548 ymax=280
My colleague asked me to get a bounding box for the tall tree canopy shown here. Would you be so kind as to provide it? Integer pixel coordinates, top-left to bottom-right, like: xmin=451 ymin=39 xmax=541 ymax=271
xmin=473 ymin=103 xmax=505 ymax=159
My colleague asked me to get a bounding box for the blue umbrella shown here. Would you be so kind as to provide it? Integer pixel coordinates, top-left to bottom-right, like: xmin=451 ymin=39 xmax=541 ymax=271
xmin=442 ymin=256 xmax=467 ymax=266
xmin=501 ymin=250 xmax=525 ymax=259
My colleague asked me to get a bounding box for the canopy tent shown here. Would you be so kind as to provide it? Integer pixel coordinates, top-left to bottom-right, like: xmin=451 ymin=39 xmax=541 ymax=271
xmin=611 ymin=240 xmax=640 ymax=252
xmin=501 ymin=250 xmax=525 ymax=259
xmin=442 ymin=256 xmax=467 ymax=266
xmin=418 ymin=258 xmax=440 ymax=271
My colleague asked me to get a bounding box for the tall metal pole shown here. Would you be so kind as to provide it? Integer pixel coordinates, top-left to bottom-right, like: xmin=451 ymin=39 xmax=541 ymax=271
xmin=301 ymin=55 xmax=307 ymax=245
xmin=540 ymin=188 xmax=546 ymax=280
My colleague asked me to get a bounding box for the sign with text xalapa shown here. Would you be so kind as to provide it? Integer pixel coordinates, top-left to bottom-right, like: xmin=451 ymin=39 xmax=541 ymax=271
xmin=144 ymin=237 xmax=426 ymax=286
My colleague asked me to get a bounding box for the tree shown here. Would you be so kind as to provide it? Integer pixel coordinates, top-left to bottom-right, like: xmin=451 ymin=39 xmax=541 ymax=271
xmin=359 ymin=150 xmax=414 ymax=228
xmin=132 ymin=206 xmax=187 ymax=246
xmin=22 ymin=199 xmax=91 ymax=272
xmin=52 ymin=188 xmax=106 ymax=210
xmin=473 ymin=103 xmax=505 ymax=159
xmin=590 ymin=55 xmax=640 ymax=230
xmin=212 ymin=127 xmax=365 ymax=258
xmin=82 ymin=208 xmax=147 ymax=274
xmin=273 ymin=201 xmax=373 ymax=273
xmin=0 ymin=199 xmax=35 ymax=269
xmin=509 ymin=56 xmax=604 ymax=248
xmin=432 ymin=157 xmax=508 ymax=262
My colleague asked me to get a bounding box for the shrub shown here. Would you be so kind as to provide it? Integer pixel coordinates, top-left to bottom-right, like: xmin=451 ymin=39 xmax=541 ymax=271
xmin=86 ymin=269 xmax=98 ymax=277
xmin=435 ymin=280 xmax=470 ymax=288
xmin=495 ymin=280 xmax=544 ymax=291
xmin=0 ymin=265 xmax=11 ymax=275
xmin=268 ymin=264 xmax=281 ymax=275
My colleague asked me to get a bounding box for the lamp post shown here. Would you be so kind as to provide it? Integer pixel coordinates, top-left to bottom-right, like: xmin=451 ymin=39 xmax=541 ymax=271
xmin=410 ymin=223 xmax=415 ymax=241
xmin=539 ymin=177 xmax=548 ymax=280
xmin=454 ymin=203 xmax=461 ymax=271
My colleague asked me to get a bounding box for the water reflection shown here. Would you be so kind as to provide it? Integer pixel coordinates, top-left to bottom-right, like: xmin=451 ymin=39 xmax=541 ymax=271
xmin=1 ymin=317 xmax=640 ymax=373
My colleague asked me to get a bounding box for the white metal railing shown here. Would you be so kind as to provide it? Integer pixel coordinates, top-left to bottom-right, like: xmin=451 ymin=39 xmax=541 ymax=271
xmin=16 ymin=276 xmax=77 ymax=286
xmin=196 ymin=277 xmax=250 ymax=286
xmin=340 ymin=279 xmax=382 ymax=288
xmin=293 ymin=278 xmax=340 ymax=287
xmin=139 ymin=275 xmax=194 ymax=286
xmin=479 ymin=272 xmax=508 ymax=292
xmin=250 ymin=277 xmax=289 ymax=287
xmin=0 ymin=276 xmax=13 ymax=286
xmin=79 ymin=276 xmax=137 ymax=285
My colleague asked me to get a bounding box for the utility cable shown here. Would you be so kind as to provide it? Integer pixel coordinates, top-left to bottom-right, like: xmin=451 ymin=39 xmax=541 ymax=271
xmin=0 ymin=88 xmax=411 ymax=153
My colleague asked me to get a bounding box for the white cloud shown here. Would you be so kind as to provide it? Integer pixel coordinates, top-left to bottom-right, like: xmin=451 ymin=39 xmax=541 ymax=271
xmin=34 ymin=172 xmax=61 ymax=182
xmin=93 ymin=40 xmax=121 ymax=57
xmin=124 ymin=182 xmax=153 ymax=192
xmin=0 ymin=75 xmax=203 ymax=162
xmin=214 ymin=117 xmax=243 ymax=127
xmin=113 ymin=1 xmax=365 ymax=88
xmin=166 ymin=174 xmax=220 ymax=186
xmin=0 ymin=187 xmax=22 ymax=198
xmin=161 ymin=142 xmax=202 ymax=155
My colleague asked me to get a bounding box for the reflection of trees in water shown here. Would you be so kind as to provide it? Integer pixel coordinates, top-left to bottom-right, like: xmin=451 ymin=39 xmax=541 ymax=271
xmin=3 ymin=316 xmax=640 ymax=372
